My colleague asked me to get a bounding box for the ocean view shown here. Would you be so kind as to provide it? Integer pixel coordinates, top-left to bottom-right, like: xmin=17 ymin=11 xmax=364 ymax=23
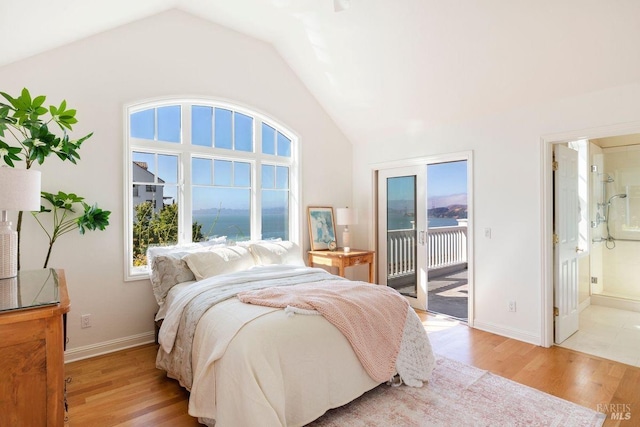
xmin=193 ymin=212 xmax=288 ymax=240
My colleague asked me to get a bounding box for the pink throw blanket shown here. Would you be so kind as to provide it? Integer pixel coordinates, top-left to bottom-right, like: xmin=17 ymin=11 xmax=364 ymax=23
xmin=237 ymin=280 xmax=409 ymax=382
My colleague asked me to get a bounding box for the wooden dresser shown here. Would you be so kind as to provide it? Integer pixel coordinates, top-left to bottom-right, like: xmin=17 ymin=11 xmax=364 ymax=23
xmin=0 ymin=269 xmax=70 ymax=427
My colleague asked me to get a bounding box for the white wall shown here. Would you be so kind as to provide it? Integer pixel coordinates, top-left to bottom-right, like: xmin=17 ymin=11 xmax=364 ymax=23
xmin=0 ymin=10 xmax=353 ymax=360
xmin=352 ymin=83 xmax=640 ymax=345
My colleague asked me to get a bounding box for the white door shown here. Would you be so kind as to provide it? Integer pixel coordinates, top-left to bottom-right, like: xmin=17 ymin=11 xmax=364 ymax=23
xmin=554 ymin=144 xmax=580 ymax=344
xmin=378 ymin=166 xmax=428 ymax=310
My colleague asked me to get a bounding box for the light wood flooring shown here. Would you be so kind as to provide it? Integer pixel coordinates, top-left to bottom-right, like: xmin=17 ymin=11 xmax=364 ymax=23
xmin=64 ymin=313 xmax=640 ymax=426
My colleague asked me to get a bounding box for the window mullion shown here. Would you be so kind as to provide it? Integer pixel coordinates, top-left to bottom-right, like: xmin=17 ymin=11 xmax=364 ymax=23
xmin=182 ymin=103 xmax=192 ymax=244
xmin=253 ymin=159 xmax=261 ymax=240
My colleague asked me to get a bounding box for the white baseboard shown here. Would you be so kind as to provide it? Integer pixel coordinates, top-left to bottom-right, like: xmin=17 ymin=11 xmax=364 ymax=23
xmin=579 ymin=297 xmax=591 ymax=313
xmin=591 ymin=294 xmax=640 ymax=313
xmin=473 ymin=320 xmax=541 ymax=346
xmin=64 ymin=331 xmax=155 ymax=363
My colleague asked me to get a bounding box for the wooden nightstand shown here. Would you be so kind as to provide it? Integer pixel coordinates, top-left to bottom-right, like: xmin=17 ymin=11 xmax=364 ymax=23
xmin=308 ymin=249 xmax=375 ymax=283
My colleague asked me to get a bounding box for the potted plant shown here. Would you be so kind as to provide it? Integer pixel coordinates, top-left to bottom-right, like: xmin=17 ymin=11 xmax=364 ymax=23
xmin=0 ymin=88 xmax=109 ymax=267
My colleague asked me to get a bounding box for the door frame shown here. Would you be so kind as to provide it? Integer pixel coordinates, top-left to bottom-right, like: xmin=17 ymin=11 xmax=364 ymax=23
xmin=370 ymin=151 xmax=474 ymax=326
xmin=540 ymin=120 xmax=640 ymax=347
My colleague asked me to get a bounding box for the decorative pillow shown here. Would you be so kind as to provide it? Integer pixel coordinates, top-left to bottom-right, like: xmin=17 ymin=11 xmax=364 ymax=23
xmin=183 ymin=246 xmax=255 ymax=281
xmin=150 ymin=256 xmax=195 ymax=305
xmin=250 ymin=241 xmax=305 ymax=266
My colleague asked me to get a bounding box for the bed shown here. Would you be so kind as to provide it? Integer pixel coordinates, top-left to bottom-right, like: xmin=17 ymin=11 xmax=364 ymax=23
xmin=149 ymin=240 xmax=435 ymax=426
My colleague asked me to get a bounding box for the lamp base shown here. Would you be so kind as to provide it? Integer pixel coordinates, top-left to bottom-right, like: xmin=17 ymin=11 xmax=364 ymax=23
xmin=342 ymin=227 xmax=351 ymax=253
xmin=0 ymin=221 xmax=17 ymax=279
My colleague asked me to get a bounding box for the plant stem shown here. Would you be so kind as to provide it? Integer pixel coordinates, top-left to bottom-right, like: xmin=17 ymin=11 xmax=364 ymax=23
xmin=17 ymin=211 xmax=23 ymax=270
xmin=43 ymin=241 xmax=54 ymax=268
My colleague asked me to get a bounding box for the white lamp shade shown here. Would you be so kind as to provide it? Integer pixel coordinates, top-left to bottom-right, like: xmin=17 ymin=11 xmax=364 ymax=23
xmin=0 ymin=168 xmax=42 ymax=211
xmin=336 ymin=207 xmax=358 ymax=226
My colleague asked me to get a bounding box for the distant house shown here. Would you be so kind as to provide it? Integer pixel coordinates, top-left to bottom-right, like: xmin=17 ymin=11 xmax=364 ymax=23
xmin=132 ymin=161 xmax=165 ymax=214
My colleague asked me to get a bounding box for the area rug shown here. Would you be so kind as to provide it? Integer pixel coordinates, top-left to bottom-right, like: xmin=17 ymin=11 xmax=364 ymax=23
xmin=307 ymin=356 xmax=606 ymax=426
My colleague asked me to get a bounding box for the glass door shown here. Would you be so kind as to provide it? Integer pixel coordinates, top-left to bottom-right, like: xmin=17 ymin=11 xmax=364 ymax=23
xmin=377 ymin=166 xmax=427 ymax=310
xmin=426 ymin=160 xmax=469 ymax=321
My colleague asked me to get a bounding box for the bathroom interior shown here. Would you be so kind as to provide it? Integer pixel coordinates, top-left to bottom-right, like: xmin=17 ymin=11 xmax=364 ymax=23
xmin=559 ymin=133 xmax=640 ymax=367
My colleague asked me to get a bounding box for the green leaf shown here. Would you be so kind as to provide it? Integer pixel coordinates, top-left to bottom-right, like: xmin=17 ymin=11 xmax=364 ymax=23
xmin=0 ymin=142 xmax=22 ymax=166
xmin=20 ymin=88 xmax=32 ymax=105
xmin=33 ymin=95 xmax=46 ymax=108
xmin=78 ymin=202 xmax=111 ymax=234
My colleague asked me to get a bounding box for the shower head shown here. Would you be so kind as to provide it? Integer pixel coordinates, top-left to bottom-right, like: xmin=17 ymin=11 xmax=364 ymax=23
xmin=607 ymin=193 xmax=627 ymax=204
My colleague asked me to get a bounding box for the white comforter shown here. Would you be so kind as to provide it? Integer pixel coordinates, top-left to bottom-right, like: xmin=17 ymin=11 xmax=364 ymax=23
xmin=156 ymin=265 xmax=435 ymax=426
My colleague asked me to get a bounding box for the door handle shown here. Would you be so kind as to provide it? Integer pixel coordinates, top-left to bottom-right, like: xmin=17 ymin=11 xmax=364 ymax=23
xmin=419 ymin=230 xmax=425 ymax=245
xmin=575 ymin=247 xmax=584 ymax=253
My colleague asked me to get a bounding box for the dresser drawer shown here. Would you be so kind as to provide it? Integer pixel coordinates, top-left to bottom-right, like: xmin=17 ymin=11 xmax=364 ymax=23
xmin=346 ymin=253 xmax=373 ymax=267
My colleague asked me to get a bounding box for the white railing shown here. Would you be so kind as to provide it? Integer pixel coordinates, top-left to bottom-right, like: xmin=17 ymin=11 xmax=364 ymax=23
xmin=387 ymin=225 xmax=467 ymax=278
xmin=387 ymin=229 xmax=416 ymax=278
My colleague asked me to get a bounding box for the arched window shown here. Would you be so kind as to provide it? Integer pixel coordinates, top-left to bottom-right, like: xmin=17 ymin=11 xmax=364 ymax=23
xmin=124 ymin=98 xmax=299 ymax=279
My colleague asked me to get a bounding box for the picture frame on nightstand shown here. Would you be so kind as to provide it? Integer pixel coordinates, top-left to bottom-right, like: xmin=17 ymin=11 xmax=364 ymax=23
xmin=307 ymin=206 xmax=337 ymax=251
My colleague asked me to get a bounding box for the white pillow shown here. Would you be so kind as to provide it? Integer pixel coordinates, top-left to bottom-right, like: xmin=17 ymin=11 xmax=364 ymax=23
xmin=183 ymin=246 xmax=255 ymax=281
xmin=146 ymin=237 xmax=227 ymax=265
xmin=250 ymin=241 xmax=305 ymax=266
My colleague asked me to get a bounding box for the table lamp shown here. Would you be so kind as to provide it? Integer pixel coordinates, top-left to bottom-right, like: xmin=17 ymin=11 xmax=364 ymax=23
xmin=336 ymin=207 xmax=358 ymax=253
xmin=0 ymin=167 xmax=42 ymax=279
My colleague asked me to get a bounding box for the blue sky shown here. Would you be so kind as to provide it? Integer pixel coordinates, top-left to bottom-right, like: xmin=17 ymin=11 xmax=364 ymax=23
xmin=387 ymin=161 xmax=467 ymax=208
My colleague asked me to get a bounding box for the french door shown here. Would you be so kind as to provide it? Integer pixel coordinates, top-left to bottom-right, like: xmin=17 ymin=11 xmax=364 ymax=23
xmin=377 ymin=166 xmax=428 ymax=310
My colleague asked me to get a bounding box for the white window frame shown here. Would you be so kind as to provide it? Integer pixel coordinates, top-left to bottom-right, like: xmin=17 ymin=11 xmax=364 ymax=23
xmin=124 ymin=97 xmax=301 ymax=281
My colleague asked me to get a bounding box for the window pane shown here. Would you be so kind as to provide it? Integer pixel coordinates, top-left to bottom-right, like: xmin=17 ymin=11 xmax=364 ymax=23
xmin=214 ymin=160 xmax=232 ymax=186
xmin=276 ymin=166 xmax=289 ymax=190
xmin=192 ymin=157 xmax=212 ymax=185
xmin=158 ymin=154 xmax=178 ymax=184
xmin=192 ymin=106 xmax=213 ymax=147
xmin=192 ymin=187 xmax=250 ymax=241
xmin=277 ymin=132 xmax=291 ymax=157
xmin=235 ymin=162 xmax=251 ymax=187
xmin=262 ymin=190 xmax=289 ymax=240
xmin=132 ymin=152 xmax=156 ymax=183
xmin=215 ymin=108 xmax=232 ymax=149
xmin=157 ymin=106 xmax=181 ymax=143
xmin=235 ymin=112 xmax=253 ymax=152
xmin=262 ymin=123 xmax=276 ymax=155
xmin=132 ymin=185 xmax=179 ymax=266
xmin=262 ymin=165 xmax=275 ymax=189
xmin=130 ymin=109 xmax=155 ymax=139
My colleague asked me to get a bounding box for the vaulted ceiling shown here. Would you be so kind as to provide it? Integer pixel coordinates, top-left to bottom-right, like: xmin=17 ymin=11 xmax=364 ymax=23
xmin=3 ymin=0 xmax=640 ymax=145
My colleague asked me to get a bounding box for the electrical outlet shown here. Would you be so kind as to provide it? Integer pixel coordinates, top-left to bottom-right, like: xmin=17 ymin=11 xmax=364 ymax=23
xmin=484 ymin=228 xmax=492 ymax=238
xmin=508 ymin=301 xmax=516 ymax=312
xmin=81 ymin=314 xmax=92 ymax=329
xmin=591 ymin=277 xmax=598 ymax=284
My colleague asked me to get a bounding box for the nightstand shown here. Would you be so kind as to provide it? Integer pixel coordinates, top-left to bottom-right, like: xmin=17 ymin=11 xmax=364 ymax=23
xmin=308 ymin=249 xmax=375 ymax=283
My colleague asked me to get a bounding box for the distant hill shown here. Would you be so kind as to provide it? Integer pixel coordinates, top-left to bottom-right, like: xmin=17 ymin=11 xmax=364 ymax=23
xmin=428 ymin=204 xmax=467 ymax=219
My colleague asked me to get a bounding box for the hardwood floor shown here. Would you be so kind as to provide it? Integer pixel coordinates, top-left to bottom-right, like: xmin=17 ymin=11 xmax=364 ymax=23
xmin=64 ymin=314 xmax=639 ymax=426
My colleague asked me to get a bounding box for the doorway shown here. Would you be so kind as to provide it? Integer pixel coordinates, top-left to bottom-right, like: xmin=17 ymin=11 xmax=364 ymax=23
xmin=374 ymin=152 xmax=473 ymax=322
xmin=541 ymin=122 xmax=640 ymax=349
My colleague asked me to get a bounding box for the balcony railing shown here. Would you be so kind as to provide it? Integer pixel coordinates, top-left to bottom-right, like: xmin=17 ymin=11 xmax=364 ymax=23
xmin=387 ymin=225 xmax=468 ymax=278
